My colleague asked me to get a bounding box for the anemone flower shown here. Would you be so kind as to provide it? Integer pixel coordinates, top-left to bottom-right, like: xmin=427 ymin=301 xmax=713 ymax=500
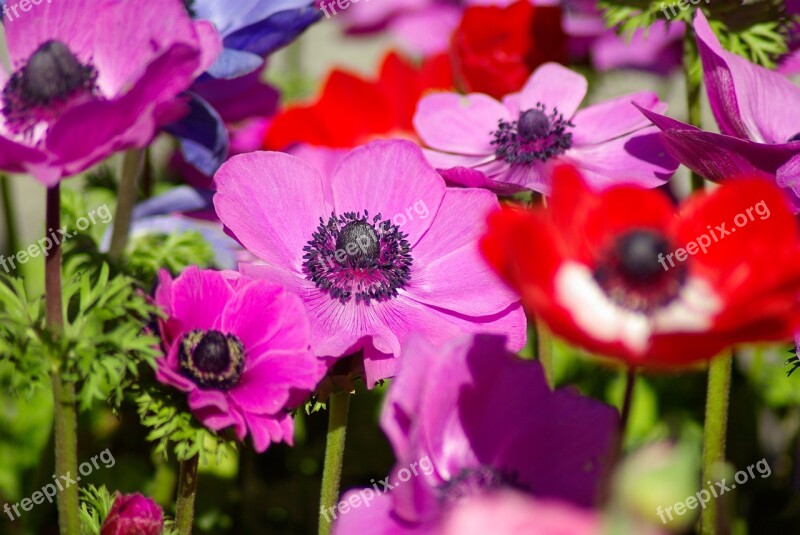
xmin=481 ymin=165 xmax=800 ymax=367
xmin=190 ymin=0 xmax=321 ymax=79
xmin=639 ymin=10 xmax=800 ymax=208
xmin=264 ymin=52 xmax=453 ymax=151
xmin=331 ymin=334 xmax=618 ymax=534
xmin=413 ymin=62 xmax=677 ymax=195
xmin=214 ymin=140 xmax=525 ymax=385
xmin=155 ymin=267 xmax=324 ymax=452
xmin=101 ymin=493 xmax=163 ymax=535
xmin=0 ymin=0 xmax=220 ymax=185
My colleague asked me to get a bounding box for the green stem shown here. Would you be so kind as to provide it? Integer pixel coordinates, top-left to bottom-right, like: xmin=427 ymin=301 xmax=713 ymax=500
xmin=598 ymin=367 xmax=637 ymax=505
xmin=46 ymin=185 xmax=80 ymax=535
xmin=0 ymin=174 xmax=20 ymax=256
xmin=175 ymin=455 xmax=200 ymax=535
xmin=107 ymin=149 xmax=144 ymax=262
xmin=319 ymin=390 xmax=351 ymax=535
xmin=534 ymin=317 xmax=554 ymax=388
xmin=700 ymin=352 xmax=733 ymax=535
xmin=683 ymin=27 xmax=705 ymax=191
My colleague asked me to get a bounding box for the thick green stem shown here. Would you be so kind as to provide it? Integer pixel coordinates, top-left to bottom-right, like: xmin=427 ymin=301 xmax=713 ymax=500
xmin=683 ymin=27 xmax=705 ymax=191
xmin=700 ymin=353 xmax=733 ymax=535
xmin=534 ymin=318 xmax=554 ymax=388
xmin=175 ymin=455 xmax=200 ymax=535
xmin=0 ymin=174 xmax=20 ymax=256
xmin=107 ymin=149 xmax=144 ymax=262
xmin=46 ymin=185 xmax=80 ymax=535
xmin=319 ymin=391 xmax=351 ymax=535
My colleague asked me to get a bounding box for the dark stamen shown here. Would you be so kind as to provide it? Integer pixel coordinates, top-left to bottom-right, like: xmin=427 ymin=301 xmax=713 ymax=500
xmin=179 ymin=330 xmax=245 ymax=390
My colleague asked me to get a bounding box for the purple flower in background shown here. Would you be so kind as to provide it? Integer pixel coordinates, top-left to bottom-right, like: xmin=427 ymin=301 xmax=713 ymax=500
xmin=414 ymin=62 xmax=677 ymax=194
xmin=167 ymin=69 xmax=279 ymax=178
xmin=0 ymin=0 xmax=220 ymax=185
xmin=100 ymin=493 xmax=163 ymax=535
xmin=332 ymin=334 xmax=618 ymax=534
xmin=155 ymin=267 xmax=324 ymax=452
xmin=191 ymin=0 xmax=322 ymax=79
xmin=639 ymin=10 xmax=800 ymax=209
xmin=214 ymin=140 xmax=525 ymax=385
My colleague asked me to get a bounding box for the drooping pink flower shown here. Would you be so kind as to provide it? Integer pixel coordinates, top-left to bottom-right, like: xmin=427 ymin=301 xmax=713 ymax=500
xmin=100 ymin=493 xmax=163 ymax=535
xmin=413 ymin=62 xmax=677 ymax=195
xmin=332 ymin=334 xmax=618 ymax=534
xmin=213 ymin=140 xmax=525 ymax=385
xmin=155 ymin=267 xmax=324 ymax=452
xmin=0 ymin=0 xmax=220 ymax=185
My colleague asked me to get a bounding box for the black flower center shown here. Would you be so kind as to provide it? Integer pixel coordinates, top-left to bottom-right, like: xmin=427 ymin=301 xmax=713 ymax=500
xmin=438 ymin=466 xmax=525 ymax=508
xmin=2 ymin=40 xmax=98 ymax=135
xmin=594 ymin=229 xmax=686 ymax=313
xmin=179 ymin=330 xmax=245 ymax=390
xmin=303 ymin=211 xmax=412 ymax=304
xmin=182 ymin=0 xmax=197 ymax=17
xmin=491 ymin=103 xmax=573 ymax=165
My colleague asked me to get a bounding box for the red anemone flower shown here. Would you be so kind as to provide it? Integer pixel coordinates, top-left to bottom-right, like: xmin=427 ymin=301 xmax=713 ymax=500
xmin=264 ymin=52 xmax=453 ymax=150
xmin=481 ymin=165 xmax=800 ymax=367
xmin=451 ymin=0 xmax=567 ymax=99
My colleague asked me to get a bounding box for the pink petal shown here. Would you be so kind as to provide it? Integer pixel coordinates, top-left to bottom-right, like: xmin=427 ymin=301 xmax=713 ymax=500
xmin=331 ymin=140 xmax=445 ymax=247
xmin=413 ymin=93 xmax=508 ymax=155
xmin=518 ymin=63 xmax=588 ymax=119
xmin=171 ymin=266 xmax=233 ymax=332
xmin=571 ymin=91 xmax=667 ymax=145
xmin=214 ymin=152 xmax=329 ymax=271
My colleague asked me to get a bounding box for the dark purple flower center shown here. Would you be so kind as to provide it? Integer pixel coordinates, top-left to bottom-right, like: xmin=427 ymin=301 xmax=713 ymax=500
xmin=789 ymin=133 xmax=800 ymax=143
xmin=491 ymin=103 xmax=573 ymax=165
xmin=182 ymin=0 xmax=196 ymax=17
xmin=593 ymin=229 xmax=686 ymax=313
xmin=303 ymin=211 xmax=412 ymax=304
xmin=179 ymin=329 xmax=245 ymax=390
xmin=2 ymin=40 xmax=98 ymax=135
xmin=438 ymin=466 xmax=524 ymax=507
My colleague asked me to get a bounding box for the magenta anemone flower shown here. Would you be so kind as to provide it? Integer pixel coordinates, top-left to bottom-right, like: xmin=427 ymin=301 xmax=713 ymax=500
xmin=0 ymin=0 xmax=221 ymax=185
xmin=413 ymin=62 xmax=677 ymax=195
xmin=101 ymin=493 xmax=163 ymax=535
xmin=155 ymin=267 xmax=324 ymax=452
xmin=639 ymin=11 xmax=800 ymax=208
xmin=213 ymin=140 xmax=525 ymax=385
xmin=331 ymin=334 xmax=618 ymax=534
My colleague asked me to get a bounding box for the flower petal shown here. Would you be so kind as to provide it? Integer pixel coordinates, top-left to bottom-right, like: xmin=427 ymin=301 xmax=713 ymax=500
xmin=413 ymin=93 xmax=508 ymax=155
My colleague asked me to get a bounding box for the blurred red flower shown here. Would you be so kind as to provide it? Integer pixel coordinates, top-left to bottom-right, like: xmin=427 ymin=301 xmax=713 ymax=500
xmin=264 ymin=52 xmax=453 ymax=150
xmin=481 ymin=165 xmax=800 ymax=367
xmin=451 ymin=0 xmax=567 ymax=99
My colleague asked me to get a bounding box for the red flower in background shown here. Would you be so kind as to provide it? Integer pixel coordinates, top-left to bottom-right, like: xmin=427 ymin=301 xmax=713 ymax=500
xmin=481 ymin=165 xmax=800 ymax=367
xmin=452 ymin=0 xmax=567 ymax=99
xmin=264 ymin=52 xmax=453 ymax=150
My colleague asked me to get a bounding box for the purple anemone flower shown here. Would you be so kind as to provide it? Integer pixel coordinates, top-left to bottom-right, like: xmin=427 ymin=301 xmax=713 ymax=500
xmin=191 ymin=0 xmax=322 ymax=79
xmin=155 ymin=267 xmax=324 ymax=452
xmin=213 ymin=140 xmax=526 ymax=385
xmin=101 ymin=493 xmax=163 ymax=535
xmin=331 ymin=334 xmax=619 ymax=534
xmin=0 ymin=0 xmax=221 ymax=185
xmin=413 ymin=62 xmax=678 ymax=195
xmin=639 ymin=10 xmax=800 ymax=208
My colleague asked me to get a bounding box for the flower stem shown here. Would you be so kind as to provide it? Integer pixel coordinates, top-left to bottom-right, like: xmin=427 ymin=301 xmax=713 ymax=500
xmin=319 ymin=390 xmax=351 ymax=535
xmin=700 ymin=352 xmax=733 ymax=535
xmin=175 ymin=454 xmax=200 ymax=535
xmin=683 ymin=26 xmax=705 ymax=191
xmin=598 ymin=366 xmax=636 ymax=505
xmin=0 ymin=174 xmax=20 ymax=256
xmin=46 ymin=185 xmax=80 ymax=535
xmin=107 ymin=149 xmax=144 ymax=262
xmin=534 ymin=317 xmax=554 ymax=388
